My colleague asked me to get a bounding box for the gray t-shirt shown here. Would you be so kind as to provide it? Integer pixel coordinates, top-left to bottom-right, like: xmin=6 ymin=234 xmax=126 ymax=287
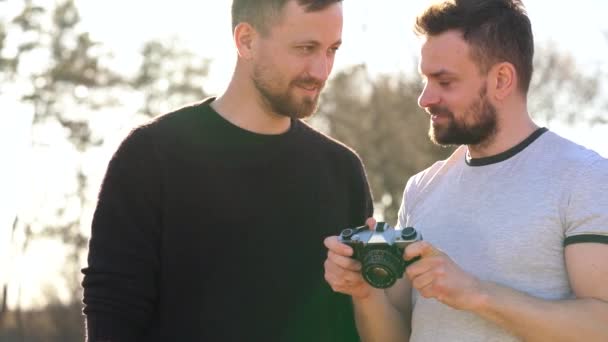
xmin=397 ymin=129 xmax=608 ymax=342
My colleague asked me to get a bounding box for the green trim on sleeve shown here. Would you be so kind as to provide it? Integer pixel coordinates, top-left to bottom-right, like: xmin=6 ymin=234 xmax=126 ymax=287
xmin=564 ymin=234 xmax=608 ymax=246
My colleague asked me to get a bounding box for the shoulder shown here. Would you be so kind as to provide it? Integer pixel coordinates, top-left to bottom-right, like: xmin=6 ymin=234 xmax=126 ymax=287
xmin=295 ymin=119 xmax=365 ymax=165
xmin=545 ymin=131 xmax=608 ymax=189
xmin=397 ymin=146 xmax=464 ymax=225
xmin=139 ymin=98 xmax=214 ymax=137
xmin=533 ymin=130 xmax=607 ymax=178
xmin=407 ymin=146 xmax=466 ymax=189
xmin=117 ymin=98 xmax=215 ymax=152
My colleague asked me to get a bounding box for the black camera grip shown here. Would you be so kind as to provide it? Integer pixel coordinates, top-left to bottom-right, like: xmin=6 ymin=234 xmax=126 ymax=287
xmin=404 ymin=255 xmax=421 ymax=268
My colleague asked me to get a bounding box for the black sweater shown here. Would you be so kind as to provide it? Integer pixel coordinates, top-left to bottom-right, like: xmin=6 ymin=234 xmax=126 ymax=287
xmin=82 ymin=98 xmax=374 ymax=341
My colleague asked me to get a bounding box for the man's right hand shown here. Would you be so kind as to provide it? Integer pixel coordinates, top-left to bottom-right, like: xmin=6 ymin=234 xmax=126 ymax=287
xmin=323 ymin=217 xmax=377 ymax=299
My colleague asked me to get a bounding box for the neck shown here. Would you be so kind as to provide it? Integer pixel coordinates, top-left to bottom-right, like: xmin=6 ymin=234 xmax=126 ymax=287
xmin=211 ymin=67 xmax=291 ymax=135
xmin=467 ymin=103 xmax=538 ymax=159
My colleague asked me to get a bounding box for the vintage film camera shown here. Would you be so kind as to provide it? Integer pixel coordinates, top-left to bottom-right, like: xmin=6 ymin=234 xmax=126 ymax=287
xmin=339 ymin=222 xmax=422 ymax=289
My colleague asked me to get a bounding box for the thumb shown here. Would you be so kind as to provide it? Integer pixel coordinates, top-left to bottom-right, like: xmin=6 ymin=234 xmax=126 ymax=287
xmin=365 ymin=217 xmax=376 ymax=230
xmin=405 ymin=241 xmax=443 ymax=260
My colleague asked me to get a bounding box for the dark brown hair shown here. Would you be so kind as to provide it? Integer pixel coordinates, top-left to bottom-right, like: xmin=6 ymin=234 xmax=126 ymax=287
xmin=232 ymin=0 xmax=343 ymax=36
xmin=414 ymin=0 xmax=534 ymax=94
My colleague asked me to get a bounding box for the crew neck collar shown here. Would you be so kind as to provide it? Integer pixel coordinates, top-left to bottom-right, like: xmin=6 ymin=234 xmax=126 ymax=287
xmin=465 ymin=127 xmax=548 ymax=166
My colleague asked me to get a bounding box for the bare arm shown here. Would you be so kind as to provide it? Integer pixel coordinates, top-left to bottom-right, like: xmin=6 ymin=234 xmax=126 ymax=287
xmin=324 ymin=233 xmax=412 ymax=342
xmin=472 ymin=243 xmax=608 ymax=341
xmin=352 ymin=279 xmax=412 ymax=342
xmin=406 ymin=241 xmax=608 ymax=341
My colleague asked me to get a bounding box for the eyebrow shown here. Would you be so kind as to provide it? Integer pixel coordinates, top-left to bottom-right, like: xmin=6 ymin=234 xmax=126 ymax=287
xmin=427 ymin=69 xmax=456 ymax=78
xmin=293 ymin=39 xmax=342 ymax=46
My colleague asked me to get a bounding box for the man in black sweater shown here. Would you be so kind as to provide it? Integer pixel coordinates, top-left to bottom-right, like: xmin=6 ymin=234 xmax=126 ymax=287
xmin=81 ymin=0 xmax=373 ymax=341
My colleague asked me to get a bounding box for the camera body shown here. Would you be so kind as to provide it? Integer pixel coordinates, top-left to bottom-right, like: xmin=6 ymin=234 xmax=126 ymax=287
xmin=339 ymin=222 xmax=422 ymax=289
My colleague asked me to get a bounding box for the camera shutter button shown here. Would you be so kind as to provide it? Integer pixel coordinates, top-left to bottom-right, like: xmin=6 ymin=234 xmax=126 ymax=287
xmin=401 ymin=227 xmax=417 ymax=240
xmin=341 ymin=228 xmax=355 ymax=240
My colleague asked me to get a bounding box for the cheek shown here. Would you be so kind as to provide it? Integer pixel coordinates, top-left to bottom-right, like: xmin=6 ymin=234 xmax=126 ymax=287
xmin=280 ymin=59 xmax=306 ymax=80
xmin=327 ymin=56 xmax=336 ymax=73
xmin=449 ymin=94 xmax=477 ymax=115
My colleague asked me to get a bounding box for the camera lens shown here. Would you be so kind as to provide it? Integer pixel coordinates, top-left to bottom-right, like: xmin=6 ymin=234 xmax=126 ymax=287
xmin=361 ymin=248 xmax=404 ymax=289
xmin=368 ymin=267 xmax=389 ymax=283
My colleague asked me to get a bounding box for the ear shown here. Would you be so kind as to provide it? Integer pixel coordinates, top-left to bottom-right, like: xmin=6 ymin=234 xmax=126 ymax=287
xmin=234 ymin=22 xmax=257 ymax=60
xmin=490 ymin=62 xmax=516 ymax=101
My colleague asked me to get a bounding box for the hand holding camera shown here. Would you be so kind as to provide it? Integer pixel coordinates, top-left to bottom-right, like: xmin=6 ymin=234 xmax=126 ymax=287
xmin=338 ymin=222 xmax=422 ymax=289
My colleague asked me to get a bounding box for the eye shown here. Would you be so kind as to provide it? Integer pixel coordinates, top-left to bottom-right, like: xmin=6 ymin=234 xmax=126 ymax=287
xmin=297 ymin=45 xmax=315 ymax=54
xmin=439 ymin=80 xmax=452 ymax=88
xmin=328 ymin=46 xmax=340 ymax=55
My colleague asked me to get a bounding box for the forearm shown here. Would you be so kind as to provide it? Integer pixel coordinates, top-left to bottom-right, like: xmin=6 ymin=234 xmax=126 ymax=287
xmin=353 ymin=289 xmax=410 ymax=342
xmin=473 ymin=281 xmax=608 ymax=341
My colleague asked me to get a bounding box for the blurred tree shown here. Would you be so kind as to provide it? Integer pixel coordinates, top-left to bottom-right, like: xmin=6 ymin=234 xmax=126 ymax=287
xmin=529 ymin=44 xmax=606 ymax=125
xmin=0 ymin=300 xmax=84 ymax=342
xmin=133 ymin=38 xmax=211 ymax=117
xmin=0 ymin=0 xmax=210 ymax=340
xmin=317 ymin=64 xmax=453 ymax=224
xmin=0 ymin=1 xmax=605 ymax=340
xmin=317 ymin=43 xmax=607 ymax=224
xmin=1 ymin=0 xmax=126 ymax=339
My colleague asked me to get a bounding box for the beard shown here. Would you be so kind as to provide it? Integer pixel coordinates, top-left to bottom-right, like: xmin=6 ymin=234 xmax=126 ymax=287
xmin=252 ymin=62 xmax=324 ymax=119
xmin=428 ymin=85 xmax=497 ymax=147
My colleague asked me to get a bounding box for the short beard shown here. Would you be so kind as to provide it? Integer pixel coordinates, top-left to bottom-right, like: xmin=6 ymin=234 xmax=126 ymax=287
xmin=252 ymin=65 xmax=323 ymax=119
xmin=428 ymin=85 xmax=497 ymax=147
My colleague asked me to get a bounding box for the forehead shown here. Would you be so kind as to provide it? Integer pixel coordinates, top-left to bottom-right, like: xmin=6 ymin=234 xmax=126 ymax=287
xmin=269 ymin=1 xmax=343 ymax=43
xmin=419 ymin=30 xmax=479 ymax=77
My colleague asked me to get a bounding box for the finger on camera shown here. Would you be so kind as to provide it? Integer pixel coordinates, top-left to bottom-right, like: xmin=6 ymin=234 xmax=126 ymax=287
xmin=409 ymin=268 xmax=436 ymax=290
xmin=325 ymin=267 xmax=363 ymax=289
xmin=327 ymin=250 xmax=362 ymax=271
xmin=365 ymin=217 xmax=377 ymax=230
xmin=329 ymin=283 xmax=360 ymax=296
xmin=325 ymin=255 xmax=361 ymax=274
xmin=324 ymin=235 xmax=353 ymax=256
xmin=404 ymin=240 xmax=442 ymax=261
xmin=405 ymin=253 xmax=443 ymax=280
xmin=333 ymin=270 xmax=365 ymax=287
xmin=326 ymin=267 xmax=364 ymax=289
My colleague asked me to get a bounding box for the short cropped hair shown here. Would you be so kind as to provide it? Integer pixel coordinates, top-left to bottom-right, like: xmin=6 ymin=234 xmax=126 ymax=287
xmin=414 ymin=0 xmax=534 ymax=94
xmin=232 ymin=0 xmax=343 ymax=36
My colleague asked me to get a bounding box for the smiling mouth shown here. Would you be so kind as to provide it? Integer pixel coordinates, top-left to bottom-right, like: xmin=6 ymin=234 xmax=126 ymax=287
xmin=431 ymin=114 xmax=450 ymax=123
xmin=297 ymin=84 xmax=319 ymax=92
xmin=294 ymin=78 xmax=323 ymax=92
xmin=299 ymin=83 xmax=317 ymax=89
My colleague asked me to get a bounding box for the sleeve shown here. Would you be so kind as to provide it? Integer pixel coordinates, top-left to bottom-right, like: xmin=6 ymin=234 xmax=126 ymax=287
xmin=396 ymin=175 xmax=416 ymax=229
xmin=349 ymin=152 xmax=374 ymax=225
xmin=564 ymin=157 xmax=608 ymax=246
xmin=81 ymin=125 xmax=163 ymax=341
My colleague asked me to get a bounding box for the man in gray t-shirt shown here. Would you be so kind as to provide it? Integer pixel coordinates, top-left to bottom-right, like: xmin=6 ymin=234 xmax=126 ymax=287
xmin=323 ymin=1 xmax=608 ymax=341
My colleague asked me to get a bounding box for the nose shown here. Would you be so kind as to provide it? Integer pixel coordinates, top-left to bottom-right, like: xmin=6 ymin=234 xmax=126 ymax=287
xmin=418 ymin=83 xmax=439 ymax=109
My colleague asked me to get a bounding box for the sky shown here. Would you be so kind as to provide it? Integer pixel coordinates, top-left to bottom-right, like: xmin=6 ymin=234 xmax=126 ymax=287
xmin=78 ymin=1 xmax=608 ymax=92
xmin=1 ymin=0 xmax=607 ymax=309
xmin=75 ymin=0 xmax=608 ymax=155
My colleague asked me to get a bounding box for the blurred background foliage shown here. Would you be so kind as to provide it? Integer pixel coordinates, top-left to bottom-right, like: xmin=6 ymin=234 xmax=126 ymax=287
xmin=0 ymin=0 xmax=606 ymax=340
